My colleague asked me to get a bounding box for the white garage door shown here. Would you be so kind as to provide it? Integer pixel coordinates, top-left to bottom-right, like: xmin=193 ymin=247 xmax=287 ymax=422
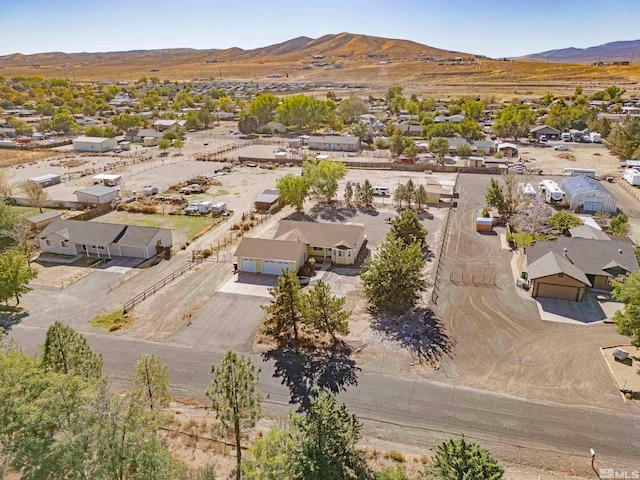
xmin=583 ymin=196 xmax=604 ymax=212
xmin=262 ymin=260 xmax=292 ymax=276
xmin=241 ymin=258 xmax=257 ymax=273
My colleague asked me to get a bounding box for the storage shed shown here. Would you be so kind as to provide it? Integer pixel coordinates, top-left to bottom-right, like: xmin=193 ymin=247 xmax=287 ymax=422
xmin=561 ymin=176 xmax=617 ymax=213
xmin=92 ymin=174 xmax=122 ymax=186
xmin=476 ymin=217 xmax=493 ymax=232
xmin=27 ymin=210 xmax=63 ymax=231
xmin=29 ymin=173 xmax=61 ymax=188
xmin=72 ymin=136 xmax=117 ymax=152
xmin=254 ymin=189 xmax=281 ymax=213
xmin=74 ymin=185 xmax=119 ymax=204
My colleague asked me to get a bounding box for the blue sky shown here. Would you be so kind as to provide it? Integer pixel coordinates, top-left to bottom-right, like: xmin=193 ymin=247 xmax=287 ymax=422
xmin=0 ymin=0 xmax=638 ymax=57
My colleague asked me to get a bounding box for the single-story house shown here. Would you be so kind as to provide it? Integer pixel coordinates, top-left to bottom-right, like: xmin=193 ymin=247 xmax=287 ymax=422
xmin=530 ymin=125 xmax=561 ymax=140
xmin=254 ymin=189 xmax=281 ymax=213
xmin=307 ymin=135 xmax=360 ymax=152
xmin=74 ymin=185 xmax=119 ymax=204
xmin=153 ymin=119 xmax=186 ymax=131
xmin=526 ymin=237 xmax=639 ymax=300
xmin=126 ymin=128 xmax=163 ymax=142
xmin=37 ymin=220 xmax=173 ymax=260
xmin=561 ymin=176 xmax=617 ymax=213
xmin=446 ymin=138 xmax=495 ymax=155
xmin=27 ymin=210 xmax=63 ymax=231
xmin=234 ymin=237 xmax=307 ymax=275
xmin=275 ymin=220 xmax=365 ymax=266
xmin=402 ymin=124 xmax=423 ymax=137
xmin=72 ymin=136 xmax=117 ymax=153
xmin=0 ymin=127 xmax=17 ymax=138
xmin=29 ymin=173 xmax=61 ymax=188
xmin=359 ymin=113 xmax=377 ymax=124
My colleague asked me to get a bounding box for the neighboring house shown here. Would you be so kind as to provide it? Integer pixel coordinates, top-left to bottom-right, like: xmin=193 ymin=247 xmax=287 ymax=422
xmin=0 ymin=127 xmax=17 ymax=138
xmin=254 ymin=189 xmax=280 ymax=213
xmin=496 ymin=142 xmax=519 ymax=157
xmin=434 ymin=113 xmax=465 ymax=123
xmin=358 ymin=113 xmax=377 ymax=124
xmin=37 ymin=220 xmax=173 ymax=259
xmin=275 ymin=220 xmax=365 ymax=266
xmin=72 ymin=136 xmax=117 ymax=153
xmin=74 ymin=185 xmax=119 ymax=204
xmin=402 ymin=124 xmax=423 ymax=137
xmin=153 ymin=119 xmax=185 ymax=131
xmin=27 ymin=210 xmax=63 ymax=232
xmin=526 ymin=237 xmax=639 ymax=300
xmin=446 ymin=138 xmax=495 ymax=155
xmin=234 ymin=237 xmax=307 ymax=275
xmin=561 ymin=176 xmax=617 ymax=213
xmin=126 ymin=128 xmax=163 ymax=142
xmin=530 ymin=125 xmax=561 ymax=140
xmin=307 ymin=135 xmax=360 ymax=152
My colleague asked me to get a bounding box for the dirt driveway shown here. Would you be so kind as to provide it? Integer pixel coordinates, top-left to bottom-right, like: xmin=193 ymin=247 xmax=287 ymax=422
xmin=430 ymin=174 xmax=630 ymax=409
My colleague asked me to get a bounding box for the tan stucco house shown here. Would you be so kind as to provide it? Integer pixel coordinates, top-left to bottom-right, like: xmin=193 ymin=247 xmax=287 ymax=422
xmin=37 ymin=220 xmax=173 ymax=260
xmin=526 ymin=237 xmax=639 ymax=301
xmin=234 ymin=220 xmax=365 ymax=275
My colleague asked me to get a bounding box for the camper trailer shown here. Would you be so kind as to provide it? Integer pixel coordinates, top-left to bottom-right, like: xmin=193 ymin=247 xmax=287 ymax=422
xmin=519 ymin=183 xmax=536 ymax=197
xmin=539 ymin=180 xmax=565 ymax=202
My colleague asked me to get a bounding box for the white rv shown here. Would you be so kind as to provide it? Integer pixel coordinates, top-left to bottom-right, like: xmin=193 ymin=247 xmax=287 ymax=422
xmin=519 ymin=182 xmax=536 ymax=197
xmin=372 ymin=186 xmax=391 ymax=196
xmin=539 ymin=180 xmax=565 ymax=202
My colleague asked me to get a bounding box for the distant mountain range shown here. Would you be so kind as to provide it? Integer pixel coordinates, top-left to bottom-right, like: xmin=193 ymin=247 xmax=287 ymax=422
xmin=518 ymin=39 xmax=640 ymax=64
xmin=0 ymin=32 xmax=470 ymax=67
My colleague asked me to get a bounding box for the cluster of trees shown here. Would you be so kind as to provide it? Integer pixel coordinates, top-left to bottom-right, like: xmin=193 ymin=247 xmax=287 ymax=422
xmin=394 ymin=179 xmax=429 ymax=211
xmin=361 ymin=210 xmax=428 ymax=314
xmin=607 ymin=118 xmax=640 ymax=160
xmin=344 ymin=180 xmax=374 ymax=209
xmin=263 ymin=270 xmax=350 ymax=343
xmin=276 ymin=159 xmax=347 ymax=212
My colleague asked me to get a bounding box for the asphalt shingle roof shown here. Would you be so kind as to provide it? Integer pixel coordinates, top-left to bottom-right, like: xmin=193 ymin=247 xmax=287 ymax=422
xmin=74 ymin=185 xmax=119 ymax=198
xmin=234 ymin=237 xmax=307 ymax=262
xmin=527 ymin=251 xmax=591 ymax=285
xmin=275 ymin=220 xmax=364 ymax=249
xmin=526 ymin=237 xmax=639 ymax=278
xmin=37 ymin=220 xmax=163 ymax=247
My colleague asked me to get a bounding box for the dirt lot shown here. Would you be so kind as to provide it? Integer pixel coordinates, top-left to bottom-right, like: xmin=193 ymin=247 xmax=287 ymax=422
xmin=602 ymin=345 xmax=640 ymax=396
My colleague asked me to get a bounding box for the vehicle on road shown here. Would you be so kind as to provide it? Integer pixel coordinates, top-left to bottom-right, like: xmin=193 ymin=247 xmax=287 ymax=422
xmin=554 ymin=145 xmax=571 ymax=151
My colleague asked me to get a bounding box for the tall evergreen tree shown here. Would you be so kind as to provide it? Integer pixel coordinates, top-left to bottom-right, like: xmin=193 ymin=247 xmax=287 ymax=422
xmin=207 ymin=351 xmax=262 ymax=480
xmin=42 ymin=321 xmax=103 ymax=378
xmin=389 ymin=209 xmax=428 ymax=249
xmin=301 ymin=280 xmax=350 ymax=341
xmin=262 ymin=269 xmax=304 ymax=341
xmin=132 ymin=354 xmax=171 ymax=412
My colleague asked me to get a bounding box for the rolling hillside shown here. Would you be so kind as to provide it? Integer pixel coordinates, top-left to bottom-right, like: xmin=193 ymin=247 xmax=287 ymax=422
xmin=519 ymin=39 xmax=640 ymax=64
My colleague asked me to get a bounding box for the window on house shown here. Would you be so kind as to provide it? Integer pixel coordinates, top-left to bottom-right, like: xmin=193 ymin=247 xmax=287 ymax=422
xmin=45 ymin=239 xmax=53 ymax=247
xmin=61 ymin=240 xmax=69 ymax=248
xmin=312 ymin=246 xmax=323 ymax=251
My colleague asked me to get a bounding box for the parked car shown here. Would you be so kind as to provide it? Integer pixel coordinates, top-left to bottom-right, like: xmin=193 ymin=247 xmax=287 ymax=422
xmin=554 ymin=145 xmax=571 ymax=151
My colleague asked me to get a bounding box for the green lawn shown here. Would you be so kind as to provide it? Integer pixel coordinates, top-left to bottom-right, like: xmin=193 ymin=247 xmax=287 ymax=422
xmin=97 ymin=211 xmax=225 ymax=242
xmin=10 ymin=206 xmax=56 ymax=220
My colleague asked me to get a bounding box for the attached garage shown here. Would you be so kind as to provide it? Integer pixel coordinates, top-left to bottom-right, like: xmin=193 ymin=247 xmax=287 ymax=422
xmin=262 ymin=260 xmax=293 ymax=275
xmin=535 ymin=282 xmax=582 ymax=302
xmin=234 ymin=237 xmax=306 ymax=275
xmin=241 ymin=259 xmax=257 ymax=273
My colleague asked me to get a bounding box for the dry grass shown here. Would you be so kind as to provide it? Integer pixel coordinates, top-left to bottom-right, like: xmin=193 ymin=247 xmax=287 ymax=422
xmin=0 ymin=149 xmax=60 ymax=168
xmin=90 ymin=310 xmax=134 ymax=332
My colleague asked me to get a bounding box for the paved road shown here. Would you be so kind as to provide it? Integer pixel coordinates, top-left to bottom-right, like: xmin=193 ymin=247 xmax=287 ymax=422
xmin=8 ymin=324 xmax=640 ymax=469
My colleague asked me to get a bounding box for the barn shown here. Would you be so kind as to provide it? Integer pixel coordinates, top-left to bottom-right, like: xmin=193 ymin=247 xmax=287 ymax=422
xmin=72 ymin=136 xmax=117 ymax=152
xmin=561 ymin=176 xmax=617 ymax=213
xmin=74 ymin=185 xmax=119 ymax=204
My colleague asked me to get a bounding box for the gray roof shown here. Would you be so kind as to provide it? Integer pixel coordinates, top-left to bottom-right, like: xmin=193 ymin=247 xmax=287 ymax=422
xmin=255 ymin=189 xmax=280 ymax=204
xmin=308 ymin=135 xmax=360 ymax=145
xmin=74 ymin=185 xmax=118 ymax=198
xmin=569 ymin=225 xmax=611 ymax=241
xmin=27 ymin=210 xmax=63 ymax=224
xmin=526 ymin=237 xmax=639 ymax=278
xmin=530 ymin=125 xmax=561 ymax=133
xmin=561 ymin=176 xmax=611 ymax=198
xmin=527 ymin=251 xmax=591 ymax=285
xmin=234 ymin=237 xmax=307 ymax=262
xmin=37 ymin=220 xmax=165 ymax=247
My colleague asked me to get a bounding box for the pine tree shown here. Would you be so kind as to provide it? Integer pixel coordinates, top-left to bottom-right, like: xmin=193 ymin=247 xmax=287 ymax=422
xmin=42 ymin=321 xmax=103 ymax=378
xmin=344 ymin=181 xmax=354 ymax=208
xmin=262 ymin=269 xmax=304 ymax=341
xmin=389 ymin=209 xmax=428 ymax=249
xmin=132 ymin=354 xmax=171 ymax=411
xmin=207 ymin=351 xmax=261 ymax=480
xmin=301 ymin=280 xmax=350 ymax=341
xmin=414 ymin=184 xmax=428 ymax=211
xmin=426 ymin=436 xmax=504 ymax=480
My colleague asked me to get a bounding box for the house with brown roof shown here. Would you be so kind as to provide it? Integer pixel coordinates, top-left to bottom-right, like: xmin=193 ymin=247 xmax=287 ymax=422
xmin=525 ymin=237 xmax=639 ymax=301
xmin=234 ymin=220 xmax=365 ymax=275
xmin=37 ymin=220 xmax=173 ymax=259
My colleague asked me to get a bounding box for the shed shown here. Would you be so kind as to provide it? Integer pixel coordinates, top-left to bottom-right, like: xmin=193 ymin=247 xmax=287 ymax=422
xmin=254 ymin=189 xmax=281 ymax=213
xmin=143 ymin=136 xmax=159 ymax=147
xmin=74 ymin=185 xmax=119 ymax=204
xmin=476 ymin=217 xmax=493 ymax=232
xmin=27 ymin=210 xmax=63 ymax=231
xmin=468 ymin=156 xmax=484 ymax=167
xmin=496 ymin=142 xmax=519 ymax=158
xmin=561 ymin=176 xmax=617 ymax=213
xmin=288 ymin=139 xmax=302 ymax=148
xmin=29 ymin=173 xmax=61 ymax=188
xmin=72 ymin=136 xmax=117 ymax=152
xmin=92 ymin=174 xmax=122 ymax=186
xmin=119 ymin=141 xmax=132 ymax=151
xmin=424 ymin=184 xmax=442 ymax=204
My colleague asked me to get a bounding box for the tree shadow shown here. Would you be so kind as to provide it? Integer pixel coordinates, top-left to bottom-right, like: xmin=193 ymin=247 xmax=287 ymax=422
xmin=307 ymin=204 xmax=358 ymax=222
xmin=262 ymin=345 xmax=360 ymax=411
xmin=0 ymin=307 xmax=29 ymax=335
xmin=370 ymin=307 xmax=454 ymax=365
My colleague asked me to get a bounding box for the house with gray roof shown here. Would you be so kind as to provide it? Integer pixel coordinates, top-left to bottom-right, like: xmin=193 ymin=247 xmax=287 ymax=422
xmin=525 ymin=237 xmax=639 ymax=301
xmin=37 ymin=220 xmax=172 ymax=259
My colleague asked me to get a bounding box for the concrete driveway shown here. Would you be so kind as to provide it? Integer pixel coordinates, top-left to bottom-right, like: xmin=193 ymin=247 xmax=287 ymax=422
xmin=218 ymin=272 xmax=277 ymax=298
xmin=99 ymin=256 xmax=145 ymax=272
xmin=167 ymin=291 xmax=268 ymax=352
xmin=535 ymin=293 xmax=616 ymax=324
